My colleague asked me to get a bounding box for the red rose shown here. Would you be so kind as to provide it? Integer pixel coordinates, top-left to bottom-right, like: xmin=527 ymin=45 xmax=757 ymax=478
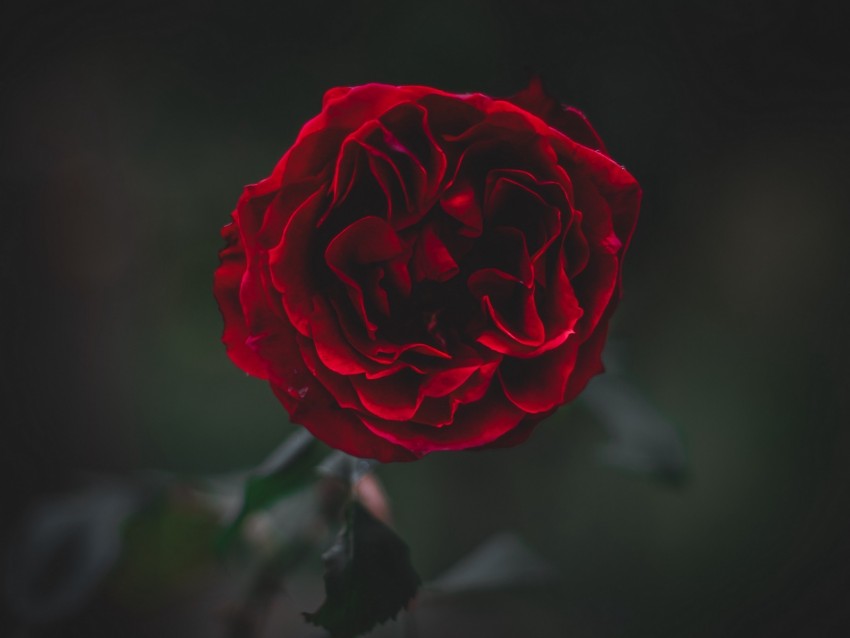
xmin=214 ymin=80 xmax=640 ymax=462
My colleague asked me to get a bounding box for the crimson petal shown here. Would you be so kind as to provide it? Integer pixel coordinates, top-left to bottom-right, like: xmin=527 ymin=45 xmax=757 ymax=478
xmin=499 ymin=337 xmax=581 ymax=413
xmin=267 ymin=189 xmax=330 ymax=336
xmin=485 ymin=173 xmax=562 ymax=260
xmin=325 ymin=216 xmax=405 ymax=334
xmin=350 ymin=371 xmax=426 ymax=421
xmin=214 ymin=221 xmax=269 ymax=379
xmin=440 ymin=180 xmax=482 ymax=237
xmin=357 ymin=385 xmax=525 ymax=456
xmin=410 ymin=223 xmax=459 ymax=283
xmin=272 ymin=380 xmax=416 ymax=463
xmin=507 ymin=76 xmax=609 ymax=154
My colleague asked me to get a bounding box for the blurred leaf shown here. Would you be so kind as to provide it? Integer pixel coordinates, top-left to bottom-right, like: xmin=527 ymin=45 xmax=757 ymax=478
xmin=108 ymin=485 xmax=220 ymax=605
xmin=219 ymin=429 xmax=325 ymax=550
xmin=427 ymin=532 xmax=558 ymax=595
xmin=3 ymin=480 xmax=149 ymax=622
xmin=304 ymin=501 xmax=420 ymax=638
xmin=582 ymin=374 xmax=688 ymax=483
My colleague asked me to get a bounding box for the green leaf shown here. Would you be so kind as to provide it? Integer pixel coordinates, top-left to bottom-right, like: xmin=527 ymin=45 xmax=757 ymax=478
xmin=304 ymin=501 xmax=421 ymax=638
xmin=110 ymin=485 xmax=220 ymax=604
xmin=218 ymin=429 xmax=325 ymax=550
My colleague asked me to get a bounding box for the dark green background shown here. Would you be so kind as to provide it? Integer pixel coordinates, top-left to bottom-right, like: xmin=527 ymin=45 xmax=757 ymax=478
xmin=3 ymin=1 xmax=850 ymax=636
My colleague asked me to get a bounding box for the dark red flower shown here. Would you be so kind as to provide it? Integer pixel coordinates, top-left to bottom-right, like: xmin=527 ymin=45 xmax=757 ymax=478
xmin=214 ymin=80 xmax=640 ymax=461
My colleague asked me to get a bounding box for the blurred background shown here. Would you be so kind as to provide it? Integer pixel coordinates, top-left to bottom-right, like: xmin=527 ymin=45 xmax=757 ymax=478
xmin=2 ymin=0 xmax=850 ymax=636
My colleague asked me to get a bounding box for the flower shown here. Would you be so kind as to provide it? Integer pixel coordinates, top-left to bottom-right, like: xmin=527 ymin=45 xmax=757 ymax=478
xmin=214 ymin=80 xmax=640 ymax=461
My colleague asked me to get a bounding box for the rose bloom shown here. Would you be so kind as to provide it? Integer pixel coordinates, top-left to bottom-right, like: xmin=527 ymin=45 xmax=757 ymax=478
xmin=214 ymin=80 xmax=640 ymax=462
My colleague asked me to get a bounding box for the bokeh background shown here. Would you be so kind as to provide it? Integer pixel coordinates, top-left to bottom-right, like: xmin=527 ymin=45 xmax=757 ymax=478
xmin=3 ymin=1 xmax=850 ymax=636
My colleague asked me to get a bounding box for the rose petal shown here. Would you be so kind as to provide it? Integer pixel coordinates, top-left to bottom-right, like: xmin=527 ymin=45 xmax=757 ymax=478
xmin=232 ymin=188 xmax=277 ymax=252
xmin=325 ymin=216 xmax=405 ymax=334
xmin=213 ymin=221 xmax=269 ymax=379
xmin=484 ymin=172 xmax=562 ymax=260
xmin=498 ymin=337 xmax=581 ymax=413
xmin=357 ymin=385 xmax=525 ymax=456
xmin=385 ymin=252 xmax=412 ymax=297
xmin=534 ymin=254 xmax=583 ymax=351
xmin=469 ymin=227 xmax=534 ymax=288
xmin=440 ymin=180 xmax=482 ymax=237
xmin=337 ymin=128 xmax=428 ymax=230
xmin=421 ymin=364 xmax=480 ymax=398
xmin=330 ymin=296 xmax=452 ymax=365
xmin=410 ymin=223 xmax=460 ymax=283
xmin=451 ymin=360 xmax=500 ymax=405
xmin=350 ymin=370 xmax=426 ymax=421
xmin=310 ymin=296 xmax=393 ymax=375
xmin=417 ymin=93 xmax=485 ymax=138
xmin=507 ymin=76 xmax=609 ymax=154
xmin=257 ymin=179 xmax=325 ymax=249
xmin=469 ymin=267 xmax=546 ymax=352
xmin=305 ymin=84 xmax=434 ymax=138
xmin=478 ymin=411 xmax=555 ymax=450
xmin=271 ymin=379 xmax=416 ymax=462
xmin=571 ymin=252 xmax=618 ymax=339
xmin=380 ymin=102 xmax=448 ymax=197
xmin=410 ymin=396 xmax=456 ymax=427
xmin=276 ymin=127 xmax=349 ymax=184
xmin=564 ymin=209 xmax=590 ymax=278
xmin=479 ymin=292 xmax=545 ymax=349
xmin=267 ymin=189 xmax=330 ymax=336
xmin=551 ymin=134 xmax=641 ymax=254
xmin=248 ymin=318 xmax=316 ymax=414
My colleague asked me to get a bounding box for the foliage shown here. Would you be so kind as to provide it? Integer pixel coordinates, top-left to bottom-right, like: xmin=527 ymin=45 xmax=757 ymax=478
xmin=305 ymin=500 xmax=421 ymax=638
